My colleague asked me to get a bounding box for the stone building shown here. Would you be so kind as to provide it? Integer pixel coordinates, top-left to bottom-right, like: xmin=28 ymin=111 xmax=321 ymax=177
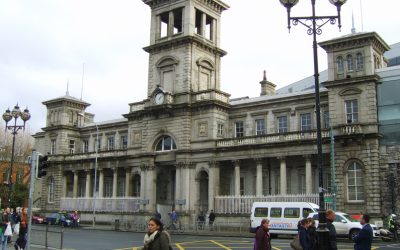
xmin=33 ymin=0 xmax=399 ymax=223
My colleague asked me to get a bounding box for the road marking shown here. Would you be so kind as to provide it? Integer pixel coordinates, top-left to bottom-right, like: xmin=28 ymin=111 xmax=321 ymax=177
xmin=210 ymin=240 xmax=232 ymax=250
xmin=272 ymin=247 xmax=282 ymax=250
xmin=175 ymin=243 xmax=185 ymax=250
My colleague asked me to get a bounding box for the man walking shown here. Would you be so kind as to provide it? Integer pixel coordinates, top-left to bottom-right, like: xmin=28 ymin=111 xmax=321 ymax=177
xmin=353 ymin=214 xmax=373 ymax=250
xmin=326 ymin=209 xmax=338 ymax=250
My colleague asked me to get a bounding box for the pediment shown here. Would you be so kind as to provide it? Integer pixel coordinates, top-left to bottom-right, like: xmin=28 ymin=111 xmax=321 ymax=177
xmin=338 ymin=87 xmax=362 ymax=96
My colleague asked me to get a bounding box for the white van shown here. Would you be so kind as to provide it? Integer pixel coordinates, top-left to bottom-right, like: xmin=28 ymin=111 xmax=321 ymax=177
xmin=250 ymin=202 xmax=319 ymax=235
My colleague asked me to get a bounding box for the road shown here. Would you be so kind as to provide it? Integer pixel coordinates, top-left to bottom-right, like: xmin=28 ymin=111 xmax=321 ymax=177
xmin=29 ymin=228 xmax=400 ymax=250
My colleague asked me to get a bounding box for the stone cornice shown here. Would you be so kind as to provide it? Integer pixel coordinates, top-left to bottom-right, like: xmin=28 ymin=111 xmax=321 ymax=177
xmin=142 ymin=0 xmax=229 ymax=13
xmin=323 ymin=74 xmax=380 ymax=88
xmin=143 ymin=35 xmax=227 ymax=57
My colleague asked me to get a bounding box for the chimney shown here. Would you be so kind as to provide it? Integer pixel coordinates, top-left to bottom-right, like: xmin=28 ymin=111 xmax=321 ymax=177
xmin=260 ymin=70 xmax=276 ymax=96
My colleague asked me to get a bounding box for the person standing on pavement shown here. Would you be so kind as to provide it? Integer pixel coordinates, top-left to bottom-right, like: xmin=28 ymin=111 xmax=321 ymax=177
xmin=353 ymin=214 xmax=373 ymax=250
xmin=209 ymin=210 xmax=216 ymax=226
xmin=326 ymin=209 xmax=338 ymax=250
xmin=307 ymin=218 xmax=318 ymax=250
xmin=1 ymin=207 xmax=12 ymax=250
xmin=142 ymin=218 xmax=171 ymax=250
xmin=154 ymin=211 xmax=162 ymax=221
xmin=15 ymin=207 xmax=28 ymax=250
xmin=299 ymin=219 xmax=311 ymax=250
xmin=254 ymin=219 xmax=271 ymax=250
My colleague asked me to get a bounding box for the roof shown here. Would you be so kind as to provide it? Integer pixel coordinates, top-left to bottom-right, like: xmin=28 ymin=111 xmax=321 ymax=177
xmin=42 ymin=94 xmax=91 ymax=107
xmin=82 ymin=118 xmax=128 ymax=128
xmin=230 ymin=87 xmax=328 ymax=106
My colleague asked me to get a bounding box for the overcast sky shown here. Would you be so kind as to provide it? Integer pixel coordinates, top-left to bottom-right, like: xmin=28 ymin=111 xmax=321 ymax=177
xmin=0 ymin=0 xmax=398 ymax=134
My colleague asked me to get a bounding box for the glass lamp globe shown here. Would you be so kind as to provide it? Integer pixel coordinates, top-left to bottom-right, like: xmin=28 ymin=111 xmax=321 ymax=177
xmin=329 ymin=0 xmax=347 ymax=7
xmin=279 ymin=0 xmax=299 ymax=9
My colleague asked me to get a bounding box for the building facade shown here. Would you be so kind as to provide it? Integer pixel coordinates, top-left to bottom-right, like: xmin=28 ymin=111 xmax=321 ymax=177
xmin=33 ymin=0 xmax=399 ymax=223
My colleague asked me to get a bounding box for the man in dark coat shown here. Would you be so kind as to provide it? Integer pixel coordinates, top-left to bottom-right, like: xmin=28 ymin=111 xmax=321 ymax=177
xmin=353 ymin=214 xmax=373 ymax=250
xmin=326 ymin=210 xmax=338 ymax=250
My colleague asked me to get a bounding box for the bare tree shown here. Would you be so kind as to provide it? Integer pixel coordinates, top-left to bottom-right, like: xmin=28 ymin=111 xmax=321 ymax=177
xmin=0 ymin=124 xmax=33 ymax=163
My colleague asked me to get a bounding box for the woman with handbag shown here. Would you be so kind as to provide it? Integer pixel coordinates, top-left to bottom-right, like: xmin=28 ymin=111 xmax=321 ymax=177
xmin=254 ymin=219 xmax=271 ymax=250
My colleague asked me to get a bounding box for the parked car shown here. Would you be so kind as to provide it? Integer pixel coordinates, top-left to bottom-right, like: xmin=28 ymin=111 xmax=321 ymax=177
xmin=308 ymin=212 xmax=380 ymax=239
xmin=32 ymin=214 xmax=45 ymax=224
xmin=45 ymin=213 xmax=72 ymax=227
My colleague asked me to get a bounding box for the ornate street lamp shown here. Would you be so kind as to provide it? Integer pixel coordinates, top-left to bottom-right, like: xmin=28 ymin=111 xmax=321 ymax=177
xmin=279 ymin=0 xmax=346 ymax=249
xmin=3 ymin=104 xmax=31 ymax=205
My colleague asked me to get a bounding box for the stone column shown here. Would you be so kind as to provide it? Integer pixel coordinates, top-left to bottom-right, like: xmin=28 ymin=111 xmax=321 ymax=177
xmin=85 ymin=170 xmax=91 ymax=198
xmin=112 ymin=168 xmax=118 ymax=198
xmin=256 ymin=159 xmax=263 ymax=197
xmin=139 ymin=166 xmax=146 ymax=211
xmin=175 ymin=164 xmax=182 ymax=210
xmin=146 ymin=165 xmax=156 ymax=212
xmin=279 ymin=157 xmax=287 ymax=195
xmin=305 ymin=156 xmax=313 ymax=194
xmin=208 ymin=161 xmax=220 ymax=211
xmin=125 ymin=167 xmax=131 ymax=197
xmin=234 ymin=160 xmax=241 ymax=196
xmin=201 ymin=13 xmax=206 ymax=37
xmin=184 ymin=164 xmax=192 ymax=211
xmin=62 ymin=173 xmax=68 ymax=197
xmin=73 ymin=171 xmax=78 ymax=198
xmin=98 ymin=169 xmax=104 ymax=198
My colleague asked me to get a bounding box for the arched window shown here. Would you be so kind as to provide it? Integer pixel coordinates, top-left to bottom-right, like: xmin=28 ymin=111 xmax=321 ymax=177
xmin=347 ymin=162 xmax=364 ymax=201
xmin=337 ymin=56 xmax=344 ymax=73
xmin=155 ymin=136 xmax=177 ymax=152
xmin=48 ymin=177 xmax=55 ymax=203
xmin=356 ymin=53 xmax=364 ymax=70
xmin=347 ymin=54 xmax=354 ymax=71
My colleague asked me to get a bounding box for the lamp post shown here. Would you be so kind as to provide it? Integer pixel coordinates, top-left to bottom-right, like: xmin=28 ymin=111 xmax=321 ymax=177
xmin=278 ymin=0 xmax=346 ymax=249
xmin=78 ymin=113 xmax=98 ymax=228
xmin=2 ymin=104 xmax=31 ymax=206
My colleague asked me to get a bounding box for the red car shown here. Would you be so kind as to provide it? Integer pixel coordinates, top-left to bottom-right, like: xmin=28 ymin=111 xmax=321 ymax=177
xmin=32 ymin=214 xmax=45 ymax=224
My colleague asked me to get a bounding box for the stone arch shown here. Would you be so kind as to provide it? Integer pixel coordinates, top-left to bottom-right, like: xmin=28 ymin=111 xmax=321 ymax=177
xmin=156 ymin=56 xmax=179 ymax=68
xmin=196 ymin=57 xmax=215 ymax=71
xmin=196 ymin=169 xmax=209 ymax=213
xmin=338 ymin=87 xmax=362 ymax=96
xmin=151 ymin=132 xmax=178 ymax=152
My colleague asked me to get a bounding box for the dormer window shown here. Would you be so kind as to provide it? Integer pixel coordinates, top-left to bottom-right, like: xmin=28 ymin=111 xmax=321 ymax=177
xmin=347 ymin=54 xmax=353 ymax=71
xmin=356 ymin=53 xmax=364 ymax=70
xmin=337 ymin=56 xmax=344 ymax=73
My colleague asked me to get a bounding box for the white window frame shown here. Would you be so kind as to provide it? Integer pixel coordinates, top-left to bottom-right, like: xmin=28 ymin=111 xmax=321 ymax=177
xmin=347 ymin=162 xmax=364 ymax=202
xmin=337 ymin=56 xmax=344 ymax=73
xmin=277 ymin=116 xmax=288 ymax=133
xmin=69 ymin=140 xmax=75 ymax=155
xmin=155 ymin=136 xmax=177 ymax=152
xmin=107 ymin=136 xmax=115 ymax=150
xmin=347 ymin=54 xmax=354 ymax=72
xmin=217 ymin=123 xmax=224 ymax=137
xmin=300 ymin=113 xmax=312 ymax=132
xmin=120 ymin=135 xmax=128 ymax=150
xmin=345 ymin=99 xmax=359 ymax=124
xmin=50 ymin=139 xmax=56 ymax=155
xmin=235 ymin=121 xmax=244 ymax=138
xmin=255 ymin=119 xmax=266 ymax=136
xmin=83 ymin=140 xmax=89 ymax=153
xmin=48 ymin=177 xmax=55 ymax=203
xmin=356 ymin=53 xmax=364 ymax=70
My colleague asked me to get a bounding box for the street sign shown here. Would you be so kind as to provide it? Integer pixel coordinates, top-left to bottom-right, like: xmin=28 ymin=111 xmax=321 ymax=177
xmin=324 ymin=197 xmax=333 ymax=203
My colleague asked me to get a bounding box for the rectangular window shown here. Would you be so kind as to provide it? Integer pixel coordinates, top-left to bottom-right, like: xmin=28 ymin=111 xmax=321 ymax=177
xmin=277 ymin=116 xmax=288 ymax=133
xmin=104 ymin=178 xmax=113 ymax=198
xmin=345 ymin=100 xmax=359 ymax=123
xmin=159 ymin=12 xmax=169 ymax=38
xmin=205 ymin=14 xmax=213 ymax=40
xmin=323 ymin=111 xmax=330 ymax=129
xmin=255 ymin=119 xmax=266 ymax=135
xmin=284 ymin=208 xmax=300 ymax=218
xmin=172 ymin=8 xmax=183 ymax=34
xmin=240 ymin=177 xmax=245 ymax=196
xmin=300 ymin=113 xmax=312 ymax=131
xmin=303 ymin=208 xmax=313 ymax=218
xmin=69 ymin=140 xmax=75 ymax=155
xmin=217 ymin=123 xmax=224 ymax=137
xmin=121 ymin=135 xmax=128 ymax=150
xmin=95 ymin=138 xmax=101 ymax=152
xmin=195 ymin=9 xmax=202 ymax=35
xmin=235 ymin=121 xmax=244 ymax=138
xmin=83 ymin=140 xmax=89 ymax=153
xmin=107 ymin=136 xmax=115 ymax=150
xmin=254 ymin=208 xmax=269 ymax=217
xmin=50 ymin=139 xmax=56 ymax=155
xmin=270 ymin=207 xmax=282 ymax=218
xmin=118 ymin=178 xmax=126 ymax=197
xmin=195 ymin=9 xmax=214 ymax=41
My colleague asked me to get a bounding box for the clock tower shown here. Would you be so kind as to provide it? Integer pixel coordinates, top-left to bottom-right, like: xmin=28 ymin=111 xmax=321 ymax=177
xmin=142 ymin=0 xmax=229 ymax=105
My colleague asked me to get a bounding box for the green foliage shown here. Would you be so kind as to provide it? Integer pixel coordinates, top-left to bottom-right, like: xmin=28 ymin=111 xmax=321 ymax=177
xmin=0 ymin=182 xmax=29 ymax=209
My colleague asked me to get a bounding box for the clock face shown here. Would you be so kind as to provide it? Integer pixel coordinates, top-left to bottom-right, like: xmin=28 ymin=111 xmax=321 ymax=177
xmin=155 ymin=93 xmax=165 ymax=105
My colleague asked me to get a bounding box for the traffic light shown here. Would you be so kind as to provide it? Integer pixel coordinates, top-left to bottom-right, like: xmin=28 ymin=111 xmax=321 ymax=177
xmin=37 ymin=155 xmax=49 ymax=178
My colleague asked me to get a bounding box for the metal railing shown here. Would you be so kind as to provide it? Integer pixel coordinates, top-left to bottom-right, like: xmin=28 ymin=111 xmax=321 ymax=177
xmin=60 ymin=197 xmax=141 ymax=212
xmin=30 ymin=224 xmax=64 ymax=249
xmin=215 ymin=193 xmax=333 ymax=214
